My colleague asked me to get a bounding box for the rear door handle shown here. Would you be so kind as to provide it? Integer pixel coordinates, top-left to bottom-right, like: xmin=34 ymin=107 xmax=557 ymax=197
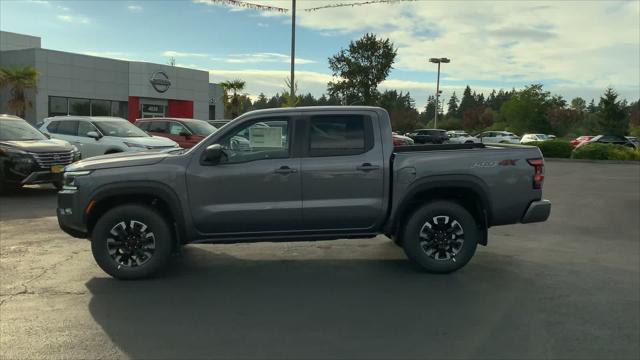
xmin=357 ymin=163 xmax=380 ymax=172
xmin=274 ymin=166 xmax=297 ymax=174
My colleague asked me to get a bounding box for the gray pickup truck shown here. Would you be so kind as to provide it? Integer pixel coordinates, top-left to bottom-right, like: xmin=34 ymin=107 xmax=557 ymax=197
xmin=57 ymin=106 xmax=550 ymax=279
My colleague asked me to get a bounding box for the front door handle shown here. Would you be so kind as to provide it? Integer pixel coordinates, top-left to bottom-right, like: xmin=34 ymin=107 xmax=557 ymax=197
xmin=274 ymin=166 xmax=297 ymax=175
xmin=357 ymin=163 xmax=381 ymax=172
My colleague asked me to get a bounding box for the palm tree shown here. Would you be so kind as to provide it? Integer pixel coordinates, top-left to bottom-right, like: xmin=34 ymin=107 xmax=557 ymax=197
xmin=0 ymin=65 xmax=40 ymax=119
xmin=220 ymin=79 xmax=246 ymax=118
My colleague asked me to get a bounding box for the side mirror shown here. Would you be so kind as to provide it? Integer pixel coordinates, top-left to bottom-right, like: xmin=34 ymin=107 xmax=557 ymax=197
xmin=87 ymin=131 xmax=101 ymax=140
xmin=179 ymin=131 xmax=191 ymax=138
xmin=202 ymin=144 xmax=226 ymax=165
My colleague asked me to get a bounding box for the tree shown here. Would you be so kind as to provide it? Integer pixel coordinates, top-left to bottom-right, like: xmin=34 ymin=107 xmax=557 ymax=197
xmin=587 ymin=99 xmax=598 ymax=113
xmin=167 ymin=57 xmax=176 ymax=66
xmin=446 ymin=92 xmax=459 ymax=117
xmin=422 ymin=95 xmax=436 ymax=123
xmin=0 ymin=65 xmax=39 ymax=119
xmin=220 ymin=79 xmax=246 ymax=118
xmin=253 ymin=93 xmax=269 ymax=110
xmin=378 ymin=90 xmax=419 ymax=132
xmin=457 ymin=85 xmax=476 ymax=118
xmin=597 ymin=88 xmax=628 ymax=136
xmin=327 ymin=33 xmax=397 ymax=105
xmin=571 ymin=97 xmax=587 ymax=112
xmin=500 ymin=84 xmax=551 ymax=134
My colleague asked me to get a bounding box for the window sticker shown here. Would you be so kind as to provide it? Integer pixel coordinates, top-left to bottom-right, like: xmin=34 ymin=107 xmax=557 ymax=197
xmin=250 ymin=127 xmax=282 ymax=148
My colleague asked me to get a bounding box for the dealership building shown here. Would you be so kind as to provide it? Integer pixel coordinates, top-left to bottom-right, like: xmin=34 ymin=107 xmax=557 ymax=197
xmin=0 ymin=31 xmax=224 ymax=124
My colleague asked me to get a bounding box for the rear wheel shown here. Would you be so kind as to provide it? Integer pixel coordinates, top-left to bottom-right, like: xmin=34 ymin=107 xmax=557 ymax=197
xmin=91 ymin=204 xmax=173 ymax=280
xmin=402 ymin=201 xmax=479 ymax=273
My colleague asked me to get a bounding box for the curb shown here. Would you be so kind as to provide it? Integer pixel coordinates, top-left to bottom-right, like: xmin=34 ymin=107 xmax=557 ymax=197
xmin=545 ymin=158 xmax=640 ymax=165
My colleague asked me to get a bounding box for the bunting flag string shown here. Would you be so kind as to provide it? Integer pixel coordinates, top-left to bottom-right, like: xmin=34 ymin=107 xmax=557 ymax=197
xmin=207 ymin=0 xmax=289 ymax=13
xmin=303 ymin=0 xmax=416 ymax=12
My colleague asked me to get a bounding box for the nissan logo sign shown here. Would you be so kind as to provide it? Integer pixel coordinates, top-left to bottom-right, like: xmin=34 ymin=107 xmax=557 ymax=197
xmin=149 ymin=71 xmax=171 ymax=93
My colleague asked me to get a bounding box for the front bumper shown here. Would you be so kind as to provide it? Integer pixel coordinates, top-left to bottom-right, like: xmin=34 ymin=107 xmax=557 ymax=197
xmin=521 ymin=199 xmax=551 ymax=223
xmin=57 ymin=189 xmax=89 ymax=238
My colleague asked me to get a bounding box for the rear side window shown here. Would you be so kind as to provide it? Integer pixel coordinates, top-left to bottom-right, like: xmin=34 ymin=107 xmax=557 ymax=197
xmin=308 ymin=115 xmax=372 ymax=157
xmin=137 ymin=121 xmax=150 ymax=131
xmin=56 ymin=120 xmax=79 ymax=135
xmin=149 ymin=121 xmax=167 ymax=133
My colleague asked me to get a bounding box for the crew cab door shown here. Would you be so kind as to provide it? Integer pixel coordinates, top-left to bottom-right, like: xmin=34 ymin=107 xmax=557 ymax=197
xmin=186 ymin=116 xmax=302 ymax=235
xmin=299 ymin=112 xmax=385 ymax=231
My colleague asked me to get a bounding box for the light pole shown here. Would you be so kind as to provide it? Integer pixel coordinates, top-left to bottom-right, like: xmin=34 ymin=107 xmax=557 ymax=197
xmin=290 ymin=0 xmax=296 ymax=103
xmin=429 ymin=57 xmax=450 ymax=128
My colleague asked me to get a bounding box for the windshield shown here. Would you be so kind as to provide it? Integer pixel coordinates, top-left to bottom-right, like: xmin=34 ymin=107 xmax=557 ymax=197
xmin=94 ymin=120 xmax=150 ymax=138
xmin=188 ymin=120 xmax=217 ymax=136
xmin=0 ymin=120 xmax=47 ymax=141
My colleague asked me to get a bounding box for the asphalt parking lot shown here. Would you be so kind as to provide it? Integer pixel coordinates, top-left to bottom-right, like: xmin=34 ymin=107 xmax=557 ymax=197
xmin=1 ymin=160 xmax=639 ymax=359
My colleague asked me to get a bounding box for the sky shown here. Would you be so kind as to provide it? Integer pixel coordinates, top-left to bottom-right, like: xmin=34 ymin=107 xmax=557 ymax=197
xmin=1 ymin=0 xmax=639 ymax=109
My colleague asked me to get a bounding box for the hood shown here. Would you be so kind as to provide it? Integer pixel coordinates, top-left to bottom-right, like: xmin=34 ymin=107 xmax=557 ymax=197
xmin=119 ymin=136 xmax=178 ymax=147
xmin=0 ymin=138 xmax=74 ymax=153
xmin=66 ymin=150 xmax=173 ymax=171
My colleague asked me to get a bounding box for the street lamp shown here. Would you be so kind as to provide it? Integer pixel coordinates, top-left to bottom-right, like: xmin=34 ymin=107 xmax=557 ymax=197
xmin=429 ymin=57 xmax=450 ymax=128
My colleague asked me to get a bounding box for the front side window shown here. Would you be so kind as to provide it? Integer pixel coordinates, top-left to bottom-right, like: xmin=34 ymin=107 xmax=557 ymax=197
xmin=93 ymin=120 xmax=149 ymax=138
xmin=309 ymin=115 xmax=370 ymax=157
xmin=56 ymin=120 xmax=79 ymax=136
xmin=137 ymin=121 xmax=150 ymax=131
xmin=187 ymin=120 xmax=216 ymax=136
xmin=218 ymin=118 xmax=290 ymax=163
xmin=169 ymin=122 xmax=189 ymax=135
xmin=77 ymin=121 xmax=98 ymax=137
xmin=149 ymin=121 xmax=167 ymax=133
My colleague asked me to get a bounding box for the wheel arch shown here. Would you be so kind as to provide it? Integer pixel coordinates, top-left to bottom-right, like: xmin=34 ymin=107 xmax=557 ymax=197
xmin=388 ymin=176 xmax=491 ymax=246
xmin=85 ymin=181 xmax=188 ymax=248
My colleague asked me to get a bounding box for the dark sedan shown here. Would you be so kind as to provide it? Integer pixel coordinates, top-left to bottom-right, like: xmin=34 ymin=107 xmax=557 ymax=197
xmin=406 ymin=129 xmax=448 ymax=144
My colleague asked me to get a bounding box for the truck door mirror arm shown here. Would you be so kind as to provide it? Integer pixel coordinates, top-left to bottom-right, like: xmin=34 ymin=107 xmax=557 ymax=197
xmin=201 ymin=144 xmax=227 ymax=165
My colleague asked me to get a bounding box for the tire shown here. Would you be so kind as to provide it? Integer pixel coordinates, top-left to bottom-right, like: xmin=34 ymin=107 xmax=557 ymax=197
xmin=91 ymin=204 xmax=173 ymax=280
xmin=402 ymin=201 xmax=479 ymax=273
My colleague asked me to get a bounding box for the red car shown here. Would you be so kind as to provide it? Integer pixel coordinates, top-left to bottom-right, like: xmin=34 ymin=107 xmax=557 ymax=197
xmin=135 ymin=118 xmax=216 ymax=148
xmin=570 ymin=135 xmax=594 ymax=148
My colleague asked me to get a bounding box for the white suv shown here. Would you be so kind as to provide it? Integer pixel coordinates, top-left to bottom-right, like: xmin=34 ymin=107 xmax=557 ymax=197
xmin=476 ymin=131 xmax=521 ymax=144
xmin=39 ymin=116 xmax=179 ymax=159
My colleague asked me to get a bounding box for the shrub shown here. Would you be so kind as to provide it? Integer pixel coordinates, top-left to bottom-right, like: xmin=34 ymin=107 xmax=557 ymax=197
xmin=528 ymin=140 xmax=573 ymax=158
xmin=572 ymin=143 xmax=640 ymax=161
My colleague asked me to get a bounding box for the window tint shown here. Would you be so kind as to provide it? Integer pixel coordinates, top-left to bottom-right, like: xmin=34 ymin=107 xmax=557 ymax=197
xmin=169 ymin=122 xmax=188 ymax=135
xmin=77 ymin=121 xmax=97 ymax=137
xmin=47 ymin=121 xmax=59 ymax=133
xmin=149 ymin=121 xmax=167 ymax=133
xmin=56 ymin=120 xmax=79 ymax=135
xmin=309 ymin=115 xmax=371 ymax=157
xmin=218 ymin=118 xmax=290 ymax=163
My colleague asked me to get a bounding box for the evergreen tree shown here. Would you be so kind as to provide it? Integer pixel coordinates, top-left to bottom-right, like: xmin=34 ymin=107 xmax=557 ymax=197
xmin=597 ymin=88 xmax=628 ymax=136
xmin=253 ymin=93 xmax=269 ymax=110
xmin=447 ymin=92 xmax=459 ymax=117
xmin=570 ymin=97 xmax=586 ymax=112
xmin=587 ymin=99 xmax=598 ymax=113
xmin=457 ymin=85 xmax=476 ymax=118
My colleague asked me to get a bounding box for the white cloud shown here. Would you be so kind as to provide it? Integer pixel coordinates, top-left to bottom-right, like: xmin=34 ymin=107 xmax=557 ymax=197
xmin=257 ymin=22 xmax=269 ymax=28
xmin=225 ymin=52 xmax=315 ymax=65
xmin=56 ymin=14 xmax=90 ymax=24
xmin=162 ymin=50 xmax=208 ymax=58
xmin=127 ymin=5 xmax=143 ymax=12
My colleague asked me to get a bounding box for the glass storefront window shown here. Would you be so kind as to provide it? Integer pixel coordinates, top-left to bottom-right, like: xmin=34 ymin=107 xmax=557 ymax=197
xmin=91 ymin=100 xmax=111 ymax=116
xmin=111 ymin=101 xmax=128 ymax=118
xmin=49 ymin=97 xmax=68 ymax=117
xmin=68 ymin=98 xmax=91 ymax=116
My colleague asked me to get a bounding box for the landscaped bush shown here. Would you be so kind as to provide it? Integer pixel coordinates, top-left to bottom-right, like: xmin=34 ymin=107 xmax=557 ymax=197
xmin=528 ymin=140 xmax=573 ymax=158
xmin=572 ymin=143 xmax=640 ymax=161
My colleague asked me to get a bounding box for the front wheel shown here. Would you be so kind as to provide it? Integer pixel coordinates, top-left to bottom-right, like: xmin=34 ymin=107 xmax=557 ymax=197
xmin=402 ymin=201 xmax=479 ymax=273
xmin=91 ymin=204 xmax=173 ymax=279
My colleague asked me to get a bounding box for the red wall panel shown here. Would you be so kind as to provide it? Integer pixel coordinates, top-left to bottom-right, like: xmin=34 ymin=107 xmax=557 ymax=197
xmin=128 ymin=96 xmax=140 ymax=122
xmin=168 ymin=100 xmax=194 ymax=118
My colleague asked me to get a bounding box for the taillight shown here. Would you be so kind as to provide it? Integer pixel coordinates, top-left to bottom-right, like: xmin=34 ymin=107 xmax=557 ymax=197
xmin=527 ymin=158 xmax=544 ymax=189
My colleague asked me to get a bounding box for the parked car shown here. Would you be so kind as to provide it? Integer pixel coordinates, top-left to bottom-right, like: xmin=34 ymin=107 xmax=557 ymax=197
xmin=446 ymin=130 xmax=479 ymax=144
xmin=576 ymin=134 xmax=639 ymax=149
xmin=626 ymin=136 xmax=639 ymax=148
xmin=476 ymin=131 xmax=521 ymax=144
xmin=406 ymin=129 xmax=448 ymax=144
xmin=1 ymin=114 xmax=79 ymax=191
xmin=392 ymin=132 xmax=414 ymax=146
xmin=40 ymin=116 xmax=179 ymax=159
xmin=57 ymin=106 xmax=550 ymax=279
xmin=135 ymin=118 xmax=217 ymax=149
xmin=520 ymin=134 xmax=550 ymax=144
xmin=547 ymin=134 xmax=557 ymax=140
xmin=570 ymin=135 xmax=594 ymax=148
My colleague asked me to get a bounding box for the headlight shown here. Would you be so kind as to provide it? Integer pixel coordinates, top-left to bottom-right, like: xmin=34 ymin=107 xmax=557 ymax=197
xmin=71 ymin=145 xmax=82 ymax=160
xmin=123 ymin=142 xmax=146 ymax=148
xmin=63 ymin=170 xmax=91 ymax=190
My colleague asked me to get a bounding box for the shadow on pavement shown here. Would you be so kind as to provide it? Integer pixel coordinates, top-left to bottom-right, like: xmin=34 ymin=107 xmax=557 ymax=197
xmin=85 ymin=246 xmax=560 ymax=359
xmin=0 ymin=185 xmax=58 ymax=221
